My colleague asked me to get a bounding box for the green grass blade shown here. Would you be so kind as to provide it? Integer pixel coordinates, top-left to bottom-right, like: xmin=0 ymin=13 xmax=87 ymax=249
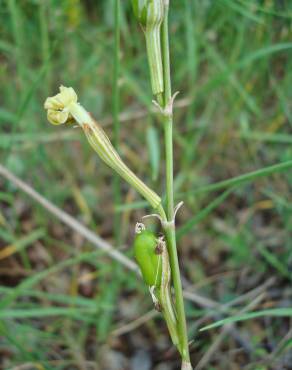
xmin=0 ymin=307 xmax=96 ymax=320
xmin=200 ymin=308 xmax=292 ymax=331
xmin=181 ymin=160 xmax=292 ymax=198
xmin=257 ymin=244 xmax=291 ymax=280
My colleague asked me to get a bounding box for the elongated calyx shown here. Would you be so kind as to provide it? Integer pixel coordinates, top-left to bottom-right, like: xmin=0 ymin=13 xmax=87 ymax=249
xmin=131 ymin=0 xmax=164 ymax=95
xmin=132 ymin=0 xmax=164 ymax=29
xmin=44 ymin=86 xmax=161 ymax=209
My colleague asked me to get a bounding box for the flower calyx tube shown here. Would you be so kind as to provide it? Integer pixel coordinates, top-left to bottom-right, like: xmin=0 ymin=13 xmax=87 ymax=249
xmin=131 ymin=0 xmax=164 ymax=96
xmin=44 ymin=86 xmax=162 ymax=210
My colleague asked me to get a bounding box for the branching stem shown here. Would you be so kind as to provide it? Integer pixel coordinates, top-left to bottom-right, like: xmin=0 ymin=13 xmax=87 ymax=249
xmin=159 ymin=2 xmax=191 ymax=367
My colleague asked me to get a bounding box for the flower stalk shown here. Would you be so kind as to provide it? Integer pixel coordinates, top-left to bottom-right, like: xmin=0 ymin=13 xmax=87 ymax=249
xmin=44 ymin=86 xmax=162 ymax=210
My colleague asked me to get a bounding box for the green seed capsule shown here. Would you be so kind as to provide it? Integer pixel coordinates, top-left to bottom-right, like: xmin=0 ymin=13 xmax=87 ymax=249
xmin=134 ymin=229 xmax=162 ymax=287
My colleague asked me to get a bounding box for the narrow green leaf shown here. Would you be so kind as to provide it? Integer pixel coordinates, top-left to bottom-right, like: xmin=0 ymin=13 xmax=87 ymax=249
xmin=181 ymin=160 xmax=292 ymax=198
xmin=257 ymin=244 xmax=291 ymax=280
xmin=238 ymin=131 xmax=292 ymax=144
xmin=200 ymin=308 xmax=292 ymax=331
xmin=0 ymin=287 xmax=96 ymax=308
xmin=0 ymin=229 xmax=45 ymax=259
xmin=0 ymin=307 xmax=96 ymax=320
xmin=0 ymin=251 xmax=101 ymax=309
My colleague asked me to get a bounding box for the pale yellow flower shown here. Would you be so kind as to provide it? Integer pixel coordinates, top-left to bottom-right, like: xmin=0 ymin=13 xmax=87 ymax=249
xmin=44 ymin=85 xmax=162 ymax=210
xmin=44 ymin=85 xmax=78 ymax=125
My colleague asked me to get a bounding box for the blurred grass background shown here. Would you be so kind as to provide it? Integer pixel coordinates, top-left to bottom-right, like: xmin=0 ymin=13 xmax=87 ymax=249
xmin=0 ymin=0 xmax=292 ymax=369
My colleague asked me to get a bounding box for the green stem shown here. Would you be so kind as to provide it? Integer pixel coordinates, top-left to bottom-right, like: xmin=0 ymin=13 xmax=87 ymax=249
xmin=113 ymin=0 xmax=121 ymax=242
xmin=161 ymin=3 xmax=191 ymax=366
xmin=164 ymin=116 xmax=174 ymax=218
xmin=39 ymin=1 xmax=51 ymax=93
xmin=157 ymin=283 xmax=180 ymax=352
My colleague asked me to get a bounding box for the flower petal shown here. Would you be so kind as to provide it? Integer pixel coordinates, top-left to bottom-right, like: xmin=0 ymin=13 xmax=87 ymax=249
xmin=59 ymin=85 xmax=78 ymax=106
xmin=47 ymin=109 xmax=69 ymax=125
xmin=44 ymin=85 xmax=78 ymax=125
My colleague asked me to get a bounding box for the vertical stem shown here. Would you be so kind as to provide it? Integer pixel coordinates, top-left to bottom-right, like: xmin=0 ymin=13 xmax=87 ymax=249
xmin=164 ymin=117 xmax=174 ymax=218
xmin=7 ymin=0 xmax=25 ymax=89
xmin=161 ymin=2 xmax=191 ymax=366
xmin=113 ymin=0 xmax=121 ymax=242
xmin=39 ymin=1 xmax=51 ymax=93
xmin=162 ymin=3 xmax=173 ymax=220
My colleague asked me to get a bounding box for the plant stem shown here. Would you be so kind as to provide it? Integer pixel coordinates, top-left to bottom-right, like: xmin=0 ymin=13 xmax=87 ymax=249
xmin=113 ymin=0 xmax=121 ymax=242
xmin=161 ymin=2 xmax=191 ymax=366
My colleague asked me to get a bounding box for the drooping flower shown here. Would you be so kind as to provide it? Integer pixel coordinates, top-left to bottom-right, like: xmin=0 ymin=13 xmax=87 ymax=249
xmin=44 ymin=86 xmax=162 ymax=210
xmin=44 ymin=85 xmax=77 ymax=125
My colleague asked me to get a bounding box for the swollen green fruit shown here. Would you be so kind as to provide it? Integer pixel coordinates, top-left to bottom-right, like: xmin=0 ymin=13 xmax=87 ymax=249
xmin=134 ymin=227 xmax=180 ymax=350
xmin=134 ymin=229 xmax=162 ymax=287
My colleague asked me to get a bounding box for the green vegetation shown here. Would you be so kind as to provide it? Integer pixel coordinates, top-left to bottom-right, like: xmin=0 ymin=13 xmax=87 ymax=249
xmin=0 ymin=1 xmax=291 ymax=369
